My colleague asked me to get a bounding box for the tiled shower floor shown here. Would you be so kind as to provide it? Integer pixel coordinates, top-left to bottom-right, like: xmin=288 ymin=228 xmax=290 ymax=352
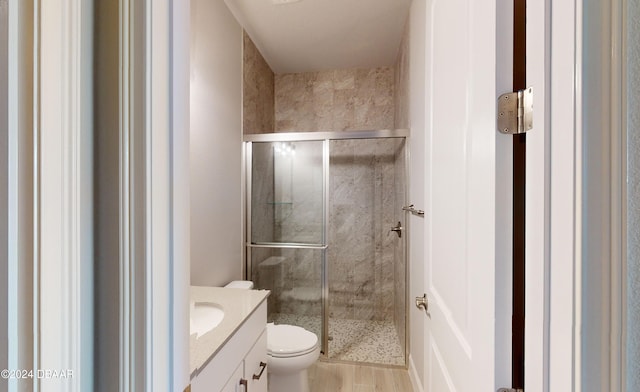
xmin=269 ymin=313 xmax=405 ymax=366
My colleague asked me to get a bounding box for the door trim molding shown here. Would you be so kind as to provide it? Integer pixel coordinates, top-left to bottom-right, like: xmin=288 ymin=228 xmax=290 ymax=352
xmin=526 ymin=0 xmax=582 ymax=390
xmin=143 ymin=1 xmax=175 ymax=390
xmin=120 ymin=0 xmax=175 ymax=389
xmin=523 ymin=0 xmax=550 ymax=390
xmin=121 ymin=0 xmax=190 ymax=390
xmin=547 ymin=0 xmax=581 ymax=389
xmin=36 ymin=0 xmax=94 ymax=390
xmin=118 ymin=0 xmax=177 ymax=390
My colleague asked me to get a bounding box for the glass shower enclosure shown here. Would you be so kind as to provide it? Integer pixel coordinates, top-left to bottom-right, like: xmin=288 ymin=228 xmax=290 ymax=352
xmin=245 ymin=130 xmax=408 ymax=366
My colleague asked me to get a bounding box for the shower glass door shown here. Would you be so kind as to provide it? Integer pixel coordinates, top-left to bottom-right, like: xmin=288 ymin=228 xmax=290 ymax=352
xmin=247 ymin=140 xmax=327 ymax=351
xmin=245 ymin=130 xmax=409 ymax=365
xmin=327 ymin=138 xmax=407 ymax=366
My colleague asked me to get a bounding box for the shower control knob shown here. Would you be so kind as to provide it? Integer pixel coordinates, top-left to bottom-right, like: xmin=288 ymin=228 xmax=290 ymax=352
xmin=415 ymin=294 xmax=428 ymax=312
xmin=389 ymin=222 xmax=403 ymax=238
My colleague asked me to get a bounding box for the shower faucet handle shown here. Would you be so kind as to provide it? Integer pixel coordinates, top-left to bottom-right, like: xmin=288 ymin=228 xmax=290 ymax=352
xmin=389 ymin=222 xmax=403 ymax=238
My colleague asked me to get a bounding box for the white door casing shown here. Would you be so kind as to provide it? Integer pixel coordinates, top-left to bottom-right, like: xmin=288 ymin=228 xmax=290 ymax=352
xmin=36 ymin=0 xmax=94 ymax=390
xmin=547 ymin=0 xmax=581 ymax=390
xmin=422 ymin=0 xmax=512 ymax=390
xmin=519 ymin=0 xmax=581 ymax=389
xmin=524 ymin=0 xmax=550 ymax=390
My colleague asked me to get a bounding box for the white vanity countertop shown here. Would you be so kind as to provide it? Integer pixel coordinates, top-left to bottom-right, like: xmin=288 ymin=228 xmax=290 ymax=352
xmin=189 ymin=286 xmax=270 ymax=378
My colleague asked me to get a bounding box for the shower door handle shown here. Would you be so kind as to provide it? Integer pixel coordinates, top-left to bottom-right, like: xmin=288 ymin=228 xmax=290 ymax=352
xmin=415 ymin=293 xmax=428 ymax=312
xmin=403 ymin=204 xmax=425 ymax=217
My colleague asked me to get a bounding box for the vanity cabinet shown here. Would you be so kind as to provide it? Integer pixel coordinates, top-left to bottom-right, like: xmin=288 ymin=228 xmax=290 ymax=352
xmin=220 ymin=363 xmax=243 ymax=392
xmin=244 ymin=331 xmax=268 ymax=392
xmin=191 ymin=302 xmax=268 ymax=392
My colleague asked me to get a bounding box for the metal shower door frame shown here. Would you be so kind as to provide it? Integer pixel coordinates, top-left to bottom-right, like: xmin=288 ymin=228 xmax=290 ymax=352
xmin=244 ymin=129 xmax=409 ymax=361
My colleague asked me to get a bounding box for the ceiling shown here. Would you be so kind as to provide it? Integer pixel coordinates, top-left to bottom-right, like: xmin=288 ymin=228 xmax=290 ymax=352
xmin=224 ymin=0 xmax=412 ymax=74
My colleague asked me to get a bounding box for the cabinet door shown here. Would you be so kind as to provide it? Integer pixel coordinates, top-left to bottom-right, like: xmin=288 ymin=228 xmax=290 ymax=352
xmin=244 ymin=330 xmax=268 ymax=392
xmin=221 ymin=362 xmax=244 ymax=392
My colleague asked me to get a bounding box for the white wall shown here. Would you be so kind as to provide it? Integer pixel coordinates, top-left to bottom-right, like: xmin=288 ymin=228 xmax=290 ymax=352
xmin=407 ymin=0 xmax=428 ymax=390
xmin=172 ymin=0 xmax=191 ymax=390
xmin=0 ymin=2 xmax=8 ymax=389
xmin=190 ymin=0 xmax=243 ymax=286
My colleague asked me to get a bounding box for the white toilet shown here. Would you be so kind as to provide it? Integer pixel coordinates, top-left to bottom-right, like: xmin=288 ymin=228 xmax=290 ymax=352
xmin=225 ymin=280 xmax=320 ymax=392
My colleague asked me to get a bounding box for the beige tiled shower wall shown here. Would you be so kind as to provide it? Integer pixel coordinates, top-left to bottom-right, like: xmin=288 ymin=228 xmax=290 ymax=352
xmin=328 ymin=139 xmax=398 ymax=321
xmin=244 ymin=31 xmax=398 ymax=134
xmin=243 ymin=31 xmax=274 ymax=134
xmin=274 ymin=67 xmax=395 ymax=132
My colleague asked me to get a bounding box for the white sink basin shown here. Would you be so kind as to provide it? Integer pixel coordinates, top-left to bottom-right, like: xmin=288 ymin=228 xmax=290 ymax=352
xmin=190 ymin=302 xmax=224 ymax=338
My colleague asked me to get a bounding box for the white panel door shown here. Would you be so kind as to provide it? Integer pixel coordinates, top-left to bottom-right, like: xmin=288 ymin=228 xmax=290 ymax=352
xmin=424 ymin=0 xmax=510 ymax=390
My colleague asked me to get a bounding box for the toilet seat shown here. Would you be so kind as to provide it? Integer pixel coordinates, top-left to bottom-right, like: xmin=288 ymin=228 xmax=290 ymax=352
xmin=269 ymin=344 xmax=318 ymax=358
xmin=267 ymin=323 xmax=318 ymax=358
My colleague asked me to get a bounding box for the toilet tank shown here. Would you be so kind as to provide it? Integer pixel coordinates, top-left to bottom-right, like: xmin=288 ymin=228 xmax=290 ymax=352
xmin=224 ymin=280 xmax=254 ymax=289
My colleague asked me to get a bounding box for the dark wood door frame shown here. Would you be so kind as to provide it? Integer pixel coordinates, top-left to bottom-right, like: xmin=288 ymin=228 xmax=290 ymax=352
xmin=512 ymin=0 xmax=526 ymax=389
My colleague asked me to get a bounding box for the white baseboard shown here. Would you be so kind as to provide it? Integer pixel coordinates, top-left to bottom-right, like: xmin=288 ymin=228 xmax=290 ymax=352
xmin=409 ymin=354 xmax=424 ymax=392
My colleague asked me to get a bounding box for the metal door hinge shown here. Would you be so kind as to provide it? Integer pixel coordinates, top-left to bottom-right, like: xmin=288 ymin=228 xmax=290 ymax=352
xmin=497 ymin=87 xmax=533 ymax=135
xmin=498 ymin=388 xmax=524 ymax=392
